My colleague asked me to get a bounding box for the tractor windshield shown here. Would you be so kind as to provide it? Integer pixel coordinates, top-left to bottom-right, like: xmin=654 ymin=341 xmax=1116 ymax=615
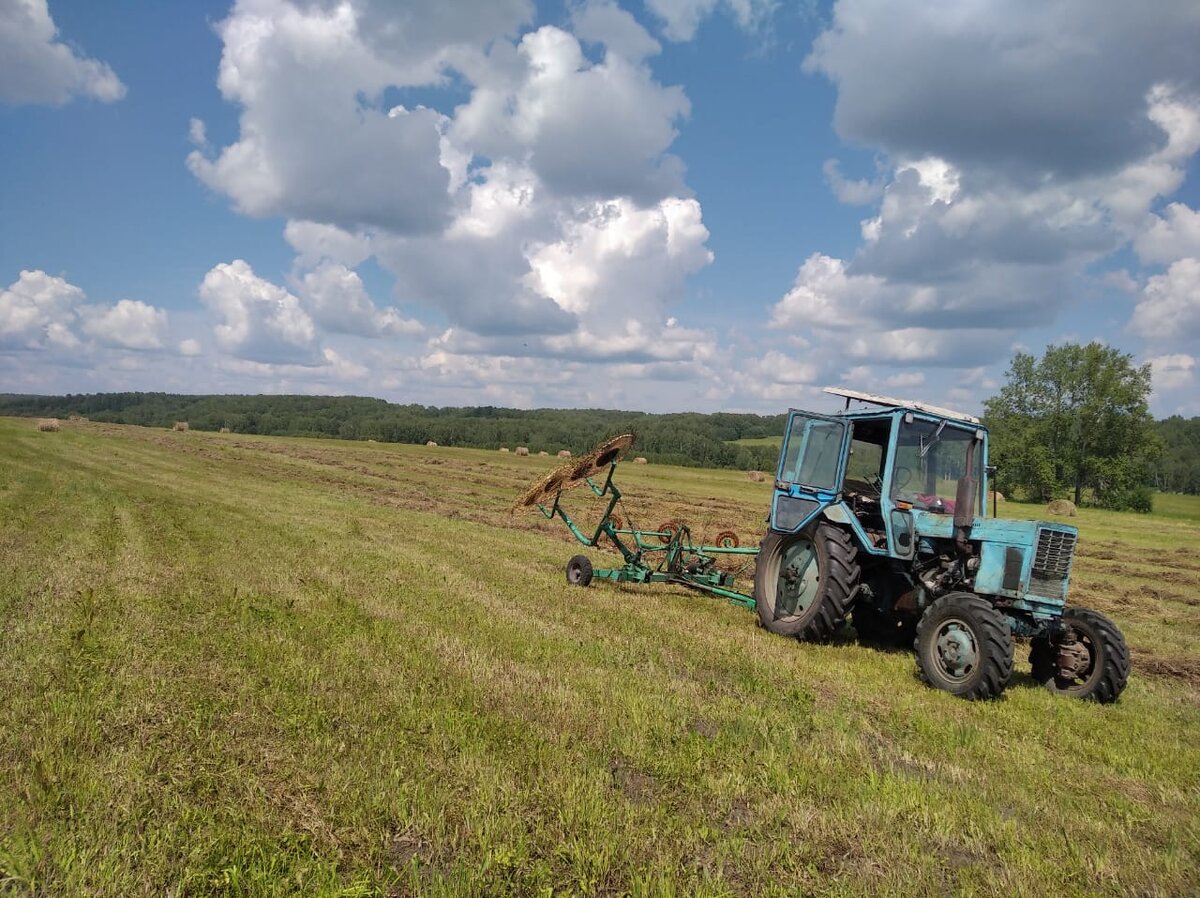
xmin=778 ymin=413 xmax=846 ymax=492
xmin=891 ymin=418 xmax=982 ymax=514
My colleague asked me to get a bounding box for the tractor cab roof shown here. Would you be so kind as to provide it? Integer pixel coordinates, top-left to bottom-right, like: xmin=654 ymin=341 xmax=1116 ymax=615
xmin=821 ymin=386 xmax=983 ymax=427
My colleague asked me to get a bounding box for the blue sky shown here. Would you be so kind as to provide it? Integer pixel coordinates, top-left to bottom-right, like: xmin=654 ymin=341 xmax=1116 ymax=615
xmin=2 ymin=0 xmax=1198 ymax=417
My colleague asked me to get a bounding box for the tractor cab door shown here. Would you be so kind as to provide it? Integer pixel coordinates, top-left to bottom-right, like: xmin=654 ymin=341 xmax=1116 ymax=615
xmin=770 ymin=410 xmax=849 ymax=533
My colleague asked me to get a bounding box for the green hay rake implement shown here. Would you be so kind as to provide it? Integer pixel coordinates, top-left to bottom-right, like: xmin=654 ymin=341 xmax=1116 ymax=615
xmin=513 ymin=434 xmax=760 ymax=608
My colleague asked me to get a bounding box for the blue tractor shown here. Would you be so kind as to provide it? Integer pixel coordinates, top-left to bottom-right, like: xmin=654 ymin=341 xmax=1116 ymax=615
xmin=756 ymin=387 xmax=1129 ymax=702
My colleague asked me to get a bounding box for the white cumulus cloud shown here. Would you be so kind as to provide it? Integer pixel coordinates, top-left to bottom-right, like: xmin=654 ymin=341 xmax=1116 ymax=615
xmin=80 ymin=299 xmax=168 ymax=350
xmin=190 ymin=1 xmax=715 ymax=363
xmin=198 ymin=260 xmax=320 ymax=364
xmin=1 ymin=269 xmax=175 ymax=356
xmin=1136 ymin=202 xmax=1200 ymax=266
xmin=1148 ymin=353 xmax=1196 ymax=391
xmin=186 ymin=0 xmax=495 ymax=234
xmin=0 ymin=0 xmax=125 ymax=105
xmin=450 ymin=25 xmax=690 ymax=203
xmin=1130 ymin=258 xmax=1200 ymax=345
xmin=0 ymin=269 xmax=86 ymax=349
xmin=298 ymin=262 xmax=422 ymax=338
xmin=645 ymin=0 xmax=776 ymax=42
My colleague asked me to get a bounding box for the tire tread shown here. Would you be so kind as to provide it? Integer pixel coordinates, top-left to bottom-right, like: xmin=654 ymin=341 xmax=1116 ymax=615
xmin=915 ymin=593 xmax=1013 ymax=700
xmin=1030 ymin=606 xmax=1129 ymax=703
xmin=755 ymin=523 xmax=860 ymax=641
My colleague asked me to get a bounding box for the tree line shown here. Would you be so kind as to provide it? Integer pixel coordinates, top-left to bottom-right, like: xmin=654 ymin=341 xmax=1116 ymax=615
xmin=0 ymin=391 xmax=785 ymax=473
xmin=5 ymin=342 xmax=1196 ymax=511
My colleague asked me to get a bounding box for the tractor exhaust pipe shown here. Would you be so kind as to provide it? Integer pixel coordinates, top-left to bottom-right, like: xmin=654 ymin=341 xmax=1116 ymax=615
xmin=953 ymin=434 xmax=980 ymax=555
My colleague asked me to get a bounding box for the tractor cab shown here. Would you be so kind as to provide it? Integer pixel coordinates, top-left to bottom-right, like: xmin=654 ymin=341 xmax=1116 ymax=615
xmin=771 ymin=388 xmax=987 ymax=561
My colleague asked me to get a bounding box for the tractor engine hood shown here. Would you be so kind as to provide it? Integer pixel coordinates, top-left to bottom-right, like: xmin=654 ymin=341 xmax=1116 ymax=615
xmin=910 ymin=511 xmax=1079 ymax=617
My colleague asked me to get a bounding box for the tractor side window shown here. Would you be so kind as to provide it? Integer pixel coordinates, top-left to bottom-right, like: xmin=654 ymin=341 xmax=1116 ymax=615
xmin=779 ymin=414 xmax=845 ymax=491
xmin=797 ymin=422 xmax=842 ymax=488
xmin=846 ymin=438 xmax=882 ymax=483
xmin=844 ymin=419 xmax=890 ymax=490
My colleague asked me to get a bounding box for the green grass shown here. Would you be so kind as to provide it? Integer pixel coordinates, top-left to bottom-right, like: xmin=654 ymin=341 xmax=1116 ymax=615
xmin=1152 ymin=491 xmax=1200 ymax=522
xmin=727 ymin=436 xmax=782 ymax=449
xmin=1 ymin=417 xmax=1198 ymax=896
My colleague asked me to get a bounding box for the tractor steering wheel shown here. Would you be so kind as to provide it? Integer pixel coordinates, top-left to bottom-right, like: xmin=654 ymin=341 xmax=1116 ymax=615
xmin=893 ymin=466 xmax=913 ymax=490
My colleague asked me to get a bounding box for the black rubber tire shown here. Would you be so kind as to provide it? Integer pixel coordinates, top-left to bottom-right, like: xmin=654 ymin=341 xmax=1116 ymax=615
xmin=754 ymin=523 xmax=859 ymax=641
xmin=566 ymin=555 xmax=593 ymax=587
xmin=914 ymin=593 xmax=1013 ymax=700
xmin=1029 ymin=607 xmax=1129 ymax=703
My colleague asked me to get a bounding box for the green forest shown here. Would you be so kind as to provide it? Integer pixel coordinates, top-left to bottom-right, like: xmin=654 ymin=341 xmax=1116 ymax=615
xmin=3 ymin=389 xmax=1197 ymax=496
xmin=0 ymin=391 xmax=786 ymax=472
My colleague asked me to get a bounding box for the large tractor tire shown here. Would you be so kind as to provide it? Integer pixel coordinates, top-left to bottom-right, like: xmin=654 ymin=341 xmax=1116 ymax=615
xmin=1029 ymin=607 xmax=1129 ymax=703
xmin=915 ymin=592 xmax=1013 ymax=700
xmin=754 ymin=522 xmax=859 ymax=641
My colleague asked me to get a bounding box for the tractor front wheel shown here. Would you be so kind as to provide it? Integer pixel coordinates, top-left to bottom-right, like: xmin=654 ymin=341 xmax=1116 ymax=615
xmin=1029 ymin=607 xmax=1129 ymax=703
xmin=566 ymin=554 xmax=593 ymax=587
xmin=754 ymin=523 xmax=859 ymax=641
xmin=914 ymin=593 xmax=1013 ymax=700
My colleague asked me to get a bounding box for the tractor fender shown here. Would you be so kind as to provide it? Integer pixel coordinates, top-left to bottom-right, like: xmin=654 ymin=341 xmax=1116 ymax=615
xmin=821 ymin=502 xmax=889 ymax=557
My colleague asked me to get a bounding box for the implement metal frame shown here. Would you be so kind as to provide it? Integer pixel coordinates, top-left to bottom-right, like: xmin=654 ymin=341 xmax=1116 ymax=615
xmin=536 ymin=462 xmax=759 ymax=608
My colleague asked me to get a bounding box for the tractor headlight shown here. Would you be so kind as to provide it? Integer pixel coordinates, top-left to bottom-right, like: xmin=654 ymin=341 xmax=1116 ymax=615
xmin=772 ymin=495 xmax=819 ymax=532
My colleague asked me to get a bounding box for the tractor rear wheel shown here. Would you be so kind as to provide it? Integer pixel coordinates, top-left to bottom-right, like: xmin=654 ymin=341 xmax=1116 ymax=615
xmin=915 ymin=593 xmax=1013 ymax=699
xmin=566 ymin=554 xmax=593 ymax=587
xmin=754 ymin=523 xmax=859 ymax=641
xmin=1029 ymin=607 xmax=1129 ymax=703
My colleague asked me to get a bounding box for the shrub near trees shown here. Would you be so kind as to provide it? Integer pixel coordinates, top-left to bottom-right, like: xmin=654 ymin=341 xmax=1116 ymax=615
xmin=983 ymin=343 xmax=1159 ymax=512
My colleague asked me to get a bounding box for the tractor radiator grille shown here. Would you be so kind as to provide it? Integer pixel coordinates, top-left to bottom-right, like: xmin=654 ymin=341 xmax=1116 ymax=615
xmin=1031 ymin=528 xmax=1076 ymax=596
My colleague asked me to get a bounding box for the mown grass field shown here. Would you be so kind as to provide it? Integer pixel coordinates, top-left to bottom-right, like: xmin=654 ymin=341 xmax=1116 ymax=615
xmin=1 ymin=417 xmax=1197 ymax=897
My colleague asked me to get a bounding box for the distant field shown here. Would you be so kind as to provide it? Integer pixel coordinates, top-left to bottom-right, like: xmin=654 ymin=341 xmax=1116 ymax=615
xmin=1 ymin=417 xmax=1197 ymax=896
xmin=728 ymin=436 xmax=782 ymax=448
xmin=1153 ymin=491 xmax=1200 ymax=521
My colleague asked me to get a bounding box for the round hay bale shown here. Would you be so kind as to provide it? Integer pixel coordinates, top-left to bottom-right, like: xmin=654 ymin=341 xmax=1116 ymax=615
xmin=1046 ymin=499 xmax=1077 ymax=516
xmin=515 ymin=446 xmax=530 ymax=456
xmin=557 ymin=449 xmax=572 ymax=458
xmin=219 ymin=426 xmax=231 ymax=434
xmin=426 ymin=440 xmax=438 ymax=447
xmin=37 ymin=418 xmax=61 ymax=432
xmin=538 ymin=451 xmax=548 ymax=457
xmin=746 ymin=470 xmax=765 ymax=482
xmin=989 ymin=490 xmax=1005 ymax=502
xmin=172 ymin=421 xmax=189 ymax=432
xmin=633 ymin=456 xmax=648 ymax=465
xmin=499 ymin=447 xmax=510 ymax=453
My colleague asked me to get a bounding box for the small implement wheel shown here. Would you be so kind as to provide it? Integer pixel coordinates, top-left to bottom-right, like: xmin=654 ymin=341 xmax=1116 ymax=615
xmin=754 ymin=523 xmax=858 ymax=641
xmin=915 ymin=593 xmax=1013 ymax=699
xmin=566 ymin=555 xmax=593 ymax=587
xmin=714 ymin=530 xmax=739 ymax=549
xmin=1029 ymin=607 xmax=1129 ymax=703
